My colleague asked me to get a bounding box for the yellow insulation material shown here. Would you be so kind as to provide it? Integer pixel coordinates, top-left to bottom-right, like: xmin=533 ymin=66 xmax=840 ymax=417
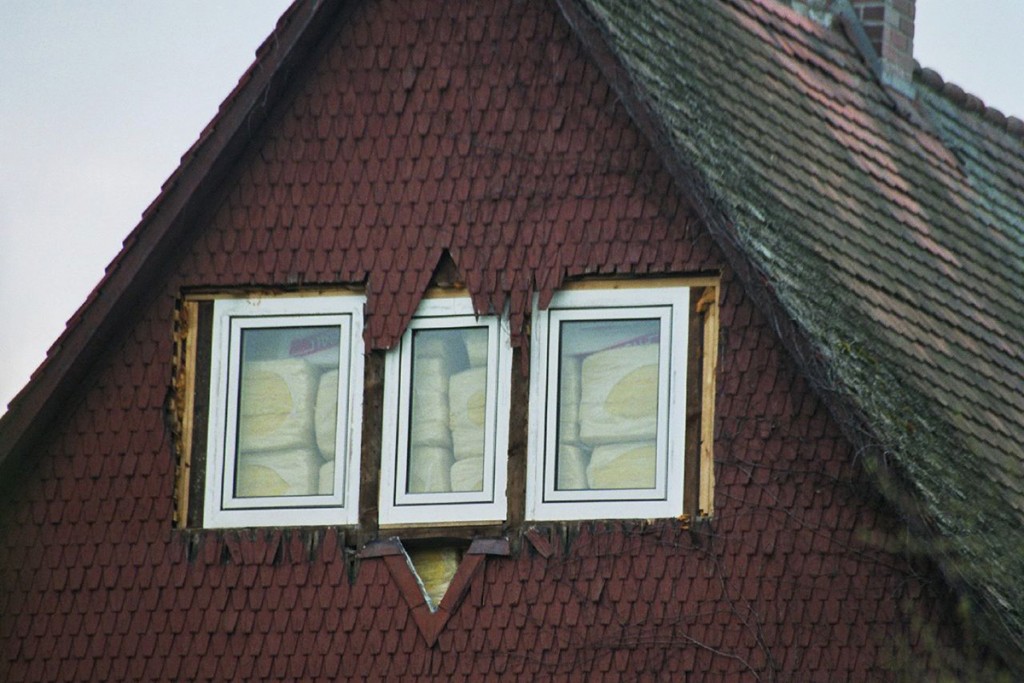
xmin=314 ymin=369 xmax=339 ymax=460
xmin=407 ymin=547 xmax=461 ymax=609
xmin=235 ymin=448 xmax=321 ymax=497
xmin=556 ymin=444 xmax=590 ymax=490
xmin=579 ymin=344 xmax=659 ymax=445
xmin=558 ymin=356 xmax=582 ymax=444
xmin=586 ymin=441 xmax=657 ymax=490
xmin=409 ymin=354 xmax=454 ymax=449
xmin=463 ymin=332 xmax=489 ymax=368
xmin=448 ymin=367 xmax=487 ymax=460
xmin=318 ymin=460 xmax=335 ymax=496
xmin=407 ymin=446 xmax=453 ymax=493
xmin=237 ymin=358 xmax=319 ymax=452
xmin=450 ymin=456 xmax=484 ymax=492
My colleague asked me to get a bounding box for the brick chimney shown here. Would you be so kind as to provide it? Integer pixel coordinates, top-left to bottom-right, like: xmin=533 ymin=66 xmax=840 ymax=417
xmin=847 ymin=0 xmax=916 ymax=95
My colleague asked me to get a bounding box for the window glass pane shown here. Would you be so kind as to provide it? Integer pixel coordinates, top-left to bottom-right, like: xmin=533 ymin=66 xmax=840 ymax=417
xmin=235 ymin=326 xmax=341 ymax=497
xmin=406 ymin=327 xmax=488 ymax=494
xmin=556 ymin=319 xmax=660 ymax=490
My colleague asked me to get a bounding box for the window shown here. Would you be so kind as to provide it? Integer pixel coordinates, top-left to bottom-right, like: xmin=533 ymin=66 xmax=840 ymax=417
xmin=175 ymin=279 xmax=714 ymax=531
xmin=202 ymin=294 xmax=365 ymax=528
xmin=527 ymin=284 xmax=691 ymax=520
xmin=380 ymin=296 xmax=512 ymax=525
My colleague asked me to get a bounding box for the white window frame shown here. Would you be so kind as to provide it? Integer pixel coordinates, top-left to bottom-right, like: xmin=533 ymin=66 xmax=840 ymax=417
xmin=527 ymin=285 xmax=690 ymax=521
xmin=203 ymin=294 xmax=365 ymax=528
xmin=380 ymin=297 xmax=512 ymax=526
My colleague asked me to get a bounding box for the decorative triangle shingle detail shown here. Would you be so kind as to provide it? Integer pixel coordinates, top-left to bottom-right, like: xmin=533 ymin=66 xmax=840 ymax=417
xmin=359 ymin=537 xmax=509 ymax=647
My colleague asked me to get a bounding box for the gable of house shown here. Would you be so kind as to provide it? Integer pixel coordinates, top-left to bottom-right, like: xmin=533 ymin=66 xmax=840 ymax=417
xmin=0 ymin=0 xmax=1019 ymax=679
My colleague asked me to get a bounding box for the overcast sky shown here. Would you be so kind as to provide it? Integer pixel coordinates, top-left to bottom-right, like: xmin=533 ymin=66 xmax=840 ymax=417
xmin=1 ymin=0 xmax=1022 ymax=415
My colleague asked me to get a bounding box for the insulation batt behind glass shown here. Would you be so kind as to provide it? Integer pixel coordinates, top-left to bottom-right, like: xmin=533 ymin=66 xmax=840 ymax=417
xmin=406 ymin=327 xmax=487 ymax=493
xmin=235 ymin=326 xmax=341 ymax=497
xmin=556 ymin=319 xmax=660 ymax=491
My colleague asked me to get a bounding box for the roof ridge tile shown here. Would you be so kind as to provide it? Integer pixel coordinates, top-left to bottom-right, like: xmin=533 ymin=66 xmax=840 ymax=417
xmin=916 ymin=63 xmax=1024 ymax=142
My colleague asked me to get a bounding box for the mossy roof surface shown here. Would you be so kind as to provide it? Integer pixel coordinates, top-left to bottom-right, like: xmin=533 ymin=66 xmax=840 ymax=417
xmin=580 ymin=0 xmax=1024 ymax=657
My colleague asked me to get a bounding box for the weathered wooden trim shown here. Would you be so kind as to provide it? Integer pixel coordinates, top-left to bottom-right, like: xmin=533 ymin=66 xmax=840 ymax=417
xmin=696 ymin=287 xmax=719 ymax=516
xmin=172 ymin=300 xmax=200 ymax=529
xmin=466 ymin=537 xmax=511 ymax=556
xmin=374 ymin=523 xmax=506 ymax=541
xmin=556 ymin=274 xmax=720 ymax=293
xmin=357 ymin=537 xmax=406 ymax=558
xmin=180 ymin=284 xmax=366 ymax=301
xmin=684 ymin=288 xmax=705 ymax=520
xmin=358 ymin=351 xmax=385 ymax=541
xmin=505 ymin=346 xmax=529 ymax=529
xmin=186 ymin=301 xmax=215 ymax=529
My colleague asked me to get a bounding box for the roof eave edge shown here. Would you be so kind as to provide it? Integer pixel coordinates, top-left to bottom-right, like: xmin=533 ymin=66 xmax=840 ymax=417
xmin=0 ymin=0 xmax=343 ymax=473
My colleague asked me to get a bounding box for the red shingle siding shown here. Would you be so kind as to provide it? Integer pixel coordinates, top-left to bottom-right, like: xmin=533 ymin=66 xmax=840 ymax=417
xmin=0 ymin=1 xmax=982 ymax=680
xmin=181 ymin=0 xmax=707 ymax=349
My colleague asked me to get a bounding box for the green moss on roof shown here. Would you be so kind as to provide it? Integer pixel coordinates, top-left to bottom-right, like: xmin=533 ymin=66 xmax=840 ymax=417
xmin=580 ymin=0 xmax=1024 ymax=660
